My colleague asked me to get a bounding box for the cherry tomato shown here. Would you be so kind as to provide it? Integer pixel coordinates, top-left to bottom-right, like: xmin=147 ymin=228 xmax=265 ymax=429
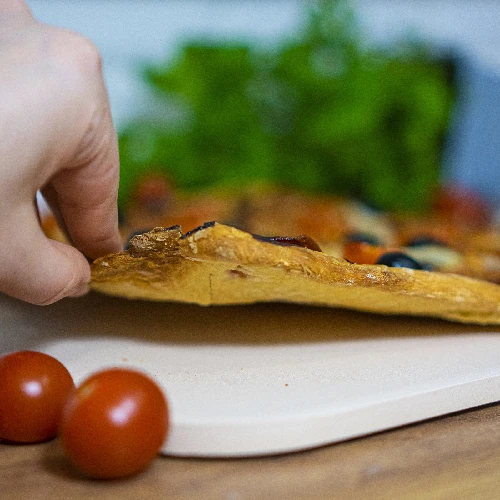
xmin=0 ymin=351 xmax=75 ymax=443
xmin=60 ymin=368 xmax=169 ymax=479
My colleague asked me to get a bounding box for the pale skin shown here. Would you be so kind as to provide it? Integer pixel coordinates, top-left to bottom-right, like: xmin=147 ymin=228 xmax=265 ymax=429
xmin=0 ymin=0 xmax=122 ymax=305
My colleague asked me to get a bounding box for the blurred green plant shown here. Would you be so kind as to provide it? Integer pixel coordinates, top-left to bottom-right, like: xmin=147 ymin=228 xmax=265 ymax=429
xmin=118 ymin=0 xmax=455 ymax=213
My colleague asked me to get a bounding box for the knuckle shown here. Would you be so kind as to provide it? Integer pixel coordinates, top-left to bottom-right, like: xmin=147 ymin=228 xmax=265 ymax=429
xmin=53 ymin=30 xmax=103 ymax=77
xmin=1 ymin=0 xmax=32 ymax=15
xmin=72 ymin=35 xmax=103 ymax=73
xmin=68 ymin=34 xmax=103 ymax=74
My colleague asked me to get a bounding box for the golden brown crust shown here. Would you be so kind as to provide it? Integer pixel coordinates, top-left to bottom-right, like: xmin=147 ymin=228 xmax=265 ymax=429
xmin=43 ymin=182 xmax=500 ymax=284
xmin=91 ymin=223 xmax=500 ymax=325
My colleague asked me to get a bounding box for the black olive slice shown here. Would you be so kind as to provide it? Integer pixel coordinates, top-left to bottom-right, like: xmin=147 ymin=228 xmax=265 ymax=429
xmin=180 ymin=221 xmax=216 ymax=239
xmin=252 ymin=234 xmax=322 ymax=252
xmin=376 ymin=252 xmax=425 ymax=270
xmin=179 ymin=221 xmax=322 ymax=252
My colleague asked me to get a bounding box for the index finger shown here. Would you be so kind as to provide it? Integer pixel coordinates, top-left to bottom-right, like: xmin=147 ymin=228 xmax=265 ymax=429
xmin=47 ymin=101 xmax=123 ymax=260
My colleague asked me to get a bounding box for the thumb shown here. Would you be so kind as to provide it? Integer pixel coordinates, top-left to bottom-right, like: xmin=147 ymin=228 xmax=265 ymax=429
xmin=0 ymin=210 xmax=90 ymax=305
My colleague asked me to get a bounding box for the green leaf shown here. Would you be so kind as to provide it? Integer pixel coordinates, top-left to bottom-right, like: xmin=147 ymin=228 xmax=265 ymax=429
xmin=118 ymin=0 xmax=455 ymax=214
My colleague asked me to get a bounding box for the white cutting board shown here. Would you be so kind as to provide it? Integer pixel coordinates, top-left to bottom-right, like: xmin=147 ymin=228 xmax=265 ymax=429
xmin=1 ymin=292 xmax=500 ymax=457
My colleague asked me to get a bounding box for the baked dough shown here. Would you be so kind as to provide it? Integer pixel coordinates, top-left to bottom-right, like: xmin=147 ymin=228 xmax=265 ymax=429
xmin=91 ymin=223 xmax=500 ymax=325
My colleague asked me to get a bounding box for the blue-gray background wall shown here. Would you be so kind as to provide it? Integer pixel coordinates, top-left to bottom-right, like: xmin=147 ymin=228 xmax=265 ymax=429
xmin=29 ymin=1 xmax=500 ymax=205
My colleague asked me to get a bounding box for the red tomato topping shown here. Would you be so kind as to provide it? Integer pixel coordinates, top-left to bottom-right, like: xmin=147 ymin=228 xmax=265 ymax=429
xmin=60 ymin=368 xmax=169 ymax=479
xmin=433 ymin=184 xmax=492 ymax=228
xmin=343 ymin=241 xmax=387 ymax=265
xmin=133 ymin=173 xmax=172 ymax=214
xmin=0 ymin=351 xmax=75 ymax=443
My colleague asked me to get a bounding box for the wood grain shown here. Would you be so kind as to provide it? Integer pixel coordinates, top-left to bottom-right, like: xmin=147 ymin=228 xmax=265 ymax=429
xmin=2 ymin=403 xmax=500 ymax=500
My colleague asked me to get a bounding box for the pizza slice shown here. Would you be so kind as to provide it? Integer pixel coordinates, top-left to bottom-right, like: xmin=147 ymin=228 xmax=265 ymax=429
xmin=91 ymin=222 xmax=500 ymax=325
xmin=41 ymin=180 xmax=500 ymax=324
xmin=117 ymin=181 xmax=500 ymax=284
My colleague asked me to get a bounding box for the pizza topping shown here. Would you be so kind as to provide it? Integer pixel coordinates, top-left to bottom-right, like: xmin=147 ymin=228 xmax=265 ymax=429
xmin=252 ymin=234 xmax=322 ymax=252
xmin=128 ymin=226 xmax=182 ymax=257
xmin=343 ymin=242 xmax=429 ymax=270
xmin=343 ymin=242 xmax=386 ymax=265
xmin=180 ymin=221 xmax=216 ymax=240
xmin=376 ymin=252 xmax=425 ymax=270
xmin=404 ymin=236 xmax=447 ymax=248
xmin=125 ymin=229 xmax=153 ymax=250
xmin=405 ymin=245 xmax=462 ymax=271
xmin=133 ymin=173 xmax=172 ymax=214
xmin=433 ymin=184 xmax=492 ymax=228
xmin=345 ymin=232 xmax=382 ymax=246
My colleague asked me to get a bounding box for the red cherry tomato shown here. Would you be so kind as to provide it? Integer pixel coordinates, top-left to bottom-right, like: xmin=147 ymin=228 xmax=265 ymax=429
xmin=60 ymin=368 xmax=169 ymax=479
xmin=0 ymin=351 xmax=75 ymax=443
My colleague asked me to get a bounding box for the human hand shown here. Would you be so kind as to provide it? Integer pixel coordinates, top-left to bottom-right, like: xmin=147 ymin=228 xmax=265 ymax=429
xmin=0 ymin=0 xmax=122 ymax=305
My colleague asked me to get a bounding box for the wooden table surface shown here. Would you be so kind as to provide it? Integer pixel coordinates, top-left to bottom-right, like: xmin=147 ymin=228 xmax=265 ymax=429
xmin=2 ymin=402 xmax=500 ymax=500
